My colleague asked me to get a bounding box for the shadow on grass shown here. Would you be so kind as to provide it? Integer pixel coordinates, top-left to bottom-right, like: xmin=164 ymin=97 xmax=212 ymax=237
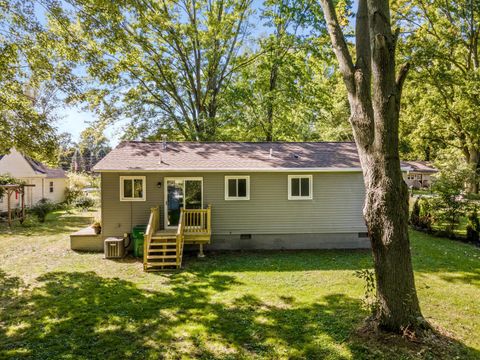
xmin=181 ymin=249 xmax=374 ymax=272
xmin=0 ymin=270 xmax=478 ymax=359
xmin=409 ymin=230 xmax=480 ymax=285
xmin=0 ymin=210 xmax=92 ymax=237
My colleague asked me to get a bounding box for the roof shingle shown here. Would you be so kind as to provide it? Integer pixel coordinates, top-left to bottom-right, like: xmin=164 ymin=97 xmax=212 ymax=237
xmin=24 ymin=156 xmax=66 ymax=178
xmin=93 ymin=141 xmax=362 ymax=171
xmin=402 ymin=161 xmax=437 ymax=173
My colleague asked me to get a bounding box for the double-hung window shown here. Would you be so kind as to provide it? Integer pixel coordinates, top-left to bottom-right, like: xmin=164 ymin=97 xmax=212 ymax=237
xmin=49 ymin=181 xmax=54 ymax=193
xmin=120 ymin=176 xmax=146 ymax=201
xmin=225 ymin=176 xmax=250 ymax=200
xmin=288 ymin=175 xmax=313 ymax=200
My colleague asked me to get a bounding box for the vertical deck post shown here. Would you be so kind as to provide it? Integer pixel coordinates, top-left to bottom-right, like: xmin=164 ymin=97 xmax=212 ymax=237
xmin=207 ymin=204 xmax=212 ymax=234
xmin=198 ymin=243 xmax=205 ymax=258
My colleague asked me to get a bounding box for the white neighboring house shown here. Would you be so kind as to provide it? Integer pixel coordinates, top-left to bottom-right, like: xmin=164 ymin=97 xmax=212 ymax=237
xmin=0 ymin=148 xmax=67 ymax=212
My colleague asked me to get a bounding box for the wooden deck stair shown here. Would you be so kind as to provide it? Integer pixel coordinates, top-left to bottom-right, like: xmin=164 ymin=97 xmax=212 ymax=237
xmin=145 ymin=235 xmax=183 ymax=270
xmin=143 ymin=206 xmax=211 ymax=272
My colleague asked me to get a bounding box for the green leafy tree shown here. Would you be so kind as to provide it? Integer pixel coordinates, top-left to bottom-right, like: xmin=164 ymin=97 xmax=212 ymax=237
xmin=44 ymin=0 xmax=253 ymax=141
xmin=431 ymin=175 xmax=466 ymax=237
xmin=0 ymin=0 xmax=63 ymax=159
xmin=57 ymin=132 xmax=76 ymax=170
xmin=78 ymin=125 xmax=111 ymax=171
xmin=393 ymin=0 xmax=480 ymax=192
xmin=224 ymin=37 xmax=352 ymax=141
xmin=222 ymin=0 xmax=351 ymax=141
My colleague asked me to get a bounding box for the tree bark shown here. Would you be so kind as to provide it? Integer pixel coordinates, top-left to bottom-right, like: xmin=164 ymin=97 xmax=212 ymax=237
xmin=319 ymin=0 xmax=425 ymax=332
xmin=265 ymin=62 xmax=279 ymax=142
xmin=465 ymin=148 xmax=480 ymax=194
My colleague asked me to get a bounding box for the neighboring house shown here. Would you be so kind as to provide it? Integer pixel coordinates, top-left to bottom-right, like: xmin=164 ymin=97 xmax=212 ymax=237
xmin=402 ymin=161 xmax=438 ymax=189
xmin=93 ymin=141 xmax=371 ymax=253
xmin=0 ymin=149 xmax=67 ymax=211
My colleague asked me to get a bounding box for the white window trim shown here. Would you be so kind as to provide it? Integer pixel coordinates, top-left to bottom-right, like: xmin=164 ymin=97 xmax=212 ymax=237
xmin=288 ymin=175 xmax=313 ymax=200
xmin=225 ymin=176 xmax=250 ymax=200
xmin=120 ymin=176 xmax=146 ymax=201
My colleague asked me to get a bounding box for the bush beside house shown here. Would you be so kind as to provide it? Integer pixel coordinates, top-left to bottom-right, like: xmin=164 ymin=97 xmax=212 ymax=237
xmin=65 ymin=172 xmax=99 ymax=210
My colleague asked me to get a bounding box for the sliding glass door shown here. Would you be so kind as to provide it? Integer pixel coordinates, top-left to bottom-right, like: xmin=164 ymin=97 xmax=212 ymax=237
xmin=165 ymin=178 xmax=203 ymax=227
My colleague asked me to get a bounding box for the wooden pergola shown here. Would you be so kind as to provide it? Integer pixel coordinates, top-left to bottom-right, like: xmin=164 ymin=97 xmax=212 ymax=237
xmin=0 ymin=184 xmax=35 ymax=227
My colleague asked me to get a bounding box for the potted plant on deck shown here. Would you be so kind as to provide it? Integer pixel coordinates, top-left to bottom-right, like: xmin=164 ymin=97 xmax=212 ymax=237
xmin=91 ymin=218 xmax=102 ymax=235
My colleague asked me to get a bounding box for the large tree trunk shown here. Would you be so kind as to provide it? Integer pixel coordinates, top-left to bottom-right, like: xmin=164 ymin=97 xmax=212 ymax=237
xmin=465 ymin=148 xmax=480 ymax=194
xmin=320 ymin=0 xmax=425 ymax=332
xmin=359 ymin=112 xmax=423 ymax=331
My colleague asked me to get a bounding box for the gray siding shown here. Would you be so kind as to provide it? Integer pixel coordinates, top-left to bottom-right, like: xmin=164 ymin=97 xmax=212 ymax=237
xmin=101 ymin=172 xmax=367 ymax=241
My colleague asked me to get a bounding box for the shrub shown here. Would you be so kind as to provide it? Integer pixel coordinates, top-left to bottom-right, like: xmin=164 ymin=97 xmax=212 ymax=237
xmin=466 ymin=208 xmax=480 ymax=244
xmin=354 ymin=269 xmax=378 ymax=314
xmin=91 ymin=216 xmax=102 ymax=234
xmin=431 ymin=173 xmax=466 ymax=237
xmin=411 ymin=197 xmax=433 ymax=231
xmin=29 ymin=199 xmax=55 ymax=223
xmin=74 ymin=196 xmax=96 ymax=211
xmin=418 ymin=198 xmax=434 ymax=231
xmin=410 ymin=198 xmax=421 ymax=227
xmin=65 ymin=172 xmax=98 ymax=204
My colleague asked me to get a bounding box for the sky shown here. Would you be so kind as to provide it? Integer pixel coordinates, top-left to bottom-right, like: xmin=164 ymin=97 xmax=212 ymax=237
xmin=55 ymin=107 xmax=124 ymax=146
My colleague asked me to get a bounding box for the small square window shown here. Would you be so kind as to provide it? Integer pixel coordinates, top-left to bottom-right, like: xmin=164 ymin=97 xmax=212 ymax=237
xmin=225 ymin=176 xmax=250 ymax=200
xmin=120 ymin=176 xmax=146 ymax=201
xmin=288 ymin=175 xmax=313 ymax=200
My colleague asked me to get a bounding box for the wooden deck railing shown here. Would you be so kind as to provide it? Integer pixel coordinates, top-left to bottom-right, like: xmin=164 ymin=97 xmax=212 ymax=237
xmin=176 ymin=210 xmax=185 ymax=267
xmin=143 ymin=205 xmax=211 ymax=270
xmin=143 ymin=206 xmax=159 ymax=270
xmin=183 ymin=205 xmax=212 ymax=235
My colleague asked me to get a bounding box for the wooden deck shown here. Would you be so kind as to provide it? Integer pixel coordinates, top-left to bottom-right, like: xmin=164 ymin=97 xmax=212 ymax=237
xmin=143 ymin=206 xmax=212 ymax=271
xmin=154 ymin=229 xmax=211 ymax=244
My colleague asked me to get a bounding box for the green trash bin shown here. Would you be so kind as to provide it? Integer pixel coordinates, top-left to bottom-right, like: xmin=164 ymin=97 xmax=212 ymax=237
xmin=132 ymin=225 xmax=148 ymax=257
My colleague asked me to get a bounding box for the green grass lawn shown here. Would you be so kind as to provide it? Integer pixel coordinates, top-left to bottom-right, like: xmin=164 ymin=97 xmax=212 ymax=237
xmin=1 ymin=211 xmax=479 ymax=359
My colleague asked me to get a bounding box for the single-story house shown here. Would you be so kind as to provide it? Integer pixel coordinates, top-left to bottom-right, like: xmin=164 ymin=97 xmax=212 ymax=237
xmin=92 ymin=141 xmax=371 ymax=267
xmin=0 ymin=148 xmax=67 ymax=212
xmin=402 ymin=161 xmax=438 ymax=189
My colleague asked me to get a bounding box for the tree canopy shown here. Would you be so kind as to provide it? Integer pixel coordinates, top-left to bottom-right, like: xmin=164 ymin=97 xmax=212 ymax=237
xmin=394 ymin=0 xmax=480 ymax=191
xmin=40 ymin=0 xmax=353 ymax=143
xmin=0 ymin=0 xmax=60 ymax=158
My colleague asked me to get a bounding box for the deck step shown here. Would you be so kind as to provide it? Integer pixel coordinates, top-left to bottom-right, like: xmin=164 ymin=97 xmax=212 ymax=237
xmin=146 ymin=262 xmax=179 ymax=267
xmin=148 ymin=248 xmax=177 ymax=253
xmin=150 ymin=242 xmax=177 ymax=246
xmin=147 ymin=255 xmax=178 ymax=259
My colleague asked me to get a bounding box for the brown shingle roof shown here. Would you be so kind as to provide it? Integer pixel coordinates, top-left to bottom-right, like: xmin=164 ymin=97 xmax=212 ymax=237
xmin=402 ymin=161 xmax=438 ymax=174
xmin=24 ymin=156 xmax=67 ymax=178
xmin=93 ymin=141 xmax=363 ymax=172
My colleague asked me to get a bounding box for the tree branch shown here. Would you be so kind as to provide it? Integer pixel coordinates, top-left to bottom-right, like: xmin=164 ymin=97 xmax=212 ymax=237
xmin=319 ymin=0 xmax=355 ymax=93
xmin=396 ymin=62 xmax=410 ymax=94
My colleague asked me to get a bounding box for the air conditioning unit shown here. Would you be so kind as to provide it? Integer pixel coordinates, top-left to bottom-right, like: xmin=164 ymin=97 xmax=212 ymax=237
xmin=104 ymin=237 xmax=125 ymax=259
